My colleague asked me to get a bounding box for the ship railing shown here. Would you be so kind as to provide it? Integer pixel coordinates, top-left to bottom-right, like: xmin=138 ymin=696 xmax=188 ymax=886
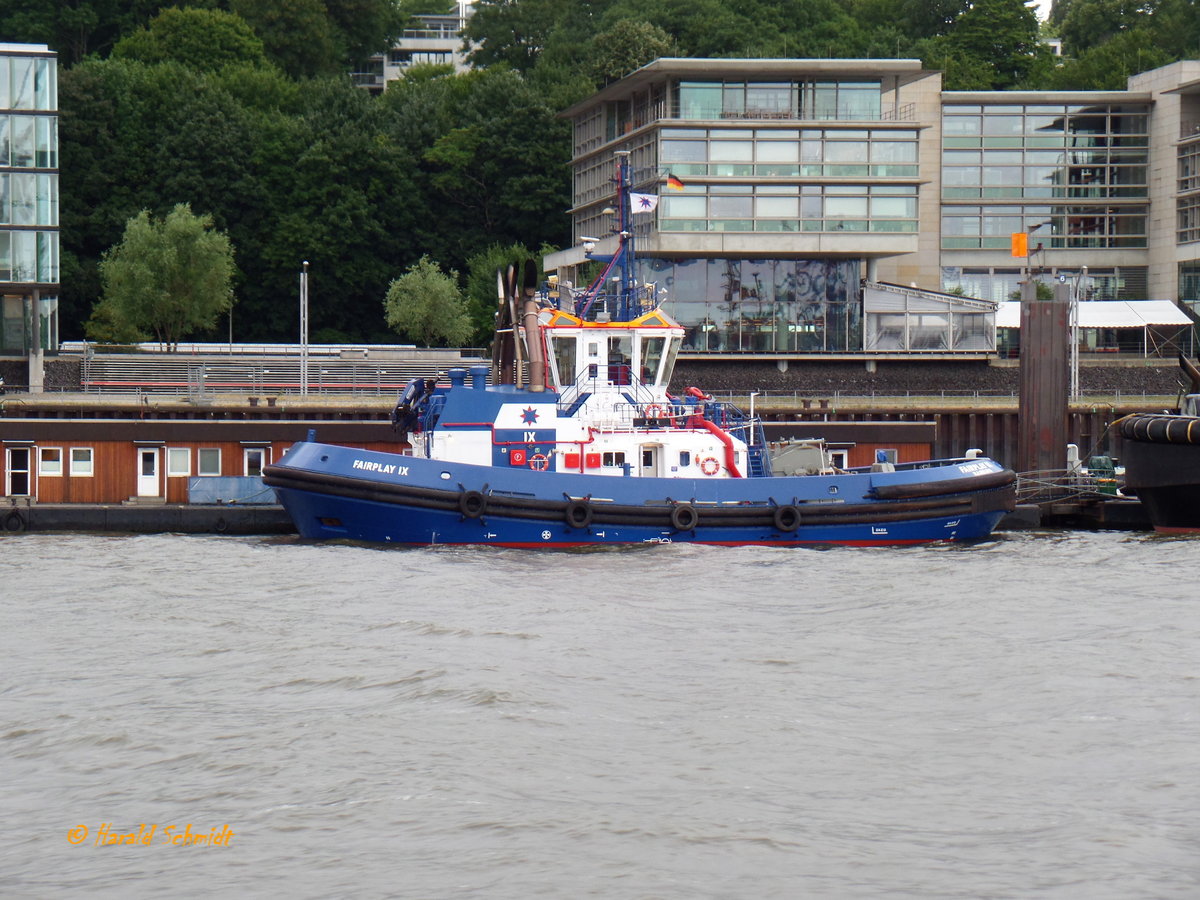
xmin=1016 ymin=468 xmax=1122 ymax=503
xmin=557 ymin=365 xmax=658 ymax=414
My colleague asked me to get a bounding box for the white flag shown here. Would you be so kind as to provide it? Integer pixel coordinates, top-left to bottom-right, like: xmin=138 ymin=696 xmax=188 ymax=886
xmin=630 ymin=193 xmax=659 ymax=214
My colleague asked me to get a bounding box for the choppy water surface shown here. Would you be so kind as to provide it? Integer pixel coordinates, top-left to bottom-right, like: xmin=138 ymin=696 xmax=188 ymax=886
xmin=2 ymin=531 xmax=1198 ymax=899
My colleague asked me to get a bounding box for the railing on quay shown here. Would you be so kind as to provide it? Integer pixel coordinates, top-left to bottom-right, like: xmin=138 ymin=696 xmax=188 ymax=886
xmin=0 ymin=383 xmax=1179 ymax=407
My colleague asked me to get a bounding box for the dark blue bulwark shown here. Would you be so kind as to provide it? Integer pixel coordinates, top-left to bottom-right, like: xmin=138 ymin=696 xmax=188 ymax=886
xmin=263 ymin=441 xmax=1015 ymax=548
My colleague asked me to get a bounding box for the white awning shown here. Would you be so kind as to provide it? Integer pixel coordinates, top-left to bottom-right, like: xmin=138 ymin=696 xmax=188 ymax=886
xmin=995 ymin=300 xmax=1193 ymax=329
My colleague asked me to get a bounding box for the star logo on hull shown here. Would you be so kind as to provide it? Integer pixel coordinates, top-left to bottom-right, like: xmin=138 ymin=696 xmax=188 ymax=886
xmin=520 ymin=407 xmax=539 ymax=424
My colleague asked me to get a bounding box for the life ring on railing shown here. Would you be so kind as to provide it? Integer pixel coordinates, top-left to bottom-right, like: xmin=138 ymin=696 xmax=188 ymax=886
xmin=670 ymin=503 xmax=698 ymax=532
xmin=773 ymin=504 xmax=801 ymax=533
xmin=528 ymin=453 xmax=550 ymax=471
xmin=699 ymin=456 xmax=720 ymax=476
xmin=643 ymin=404 xmax=667 ymax=420
xmin=459 ymin=490 xmax=487 ymax=518
xmin=564 ymin=499 xmax=593 ymax=529
xmin=4 ymin=509 xmax=26 ymax=532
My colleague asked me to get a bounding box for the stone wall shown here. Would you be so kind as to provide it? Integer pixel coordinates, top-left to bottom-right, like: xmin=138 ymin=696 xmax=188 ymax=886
xmin=0 ymin=357 xmax=83 ymax=392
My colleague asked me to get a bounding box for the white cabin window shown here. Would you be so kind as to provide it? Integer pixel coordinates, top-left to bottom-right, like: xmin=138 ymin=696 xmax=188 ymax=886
xmin=38 ymin=446 xmax=62 ymax=476
xmin=70 ymin=447 xmax=93 ymax=476
xmin=829 ymin=449 xmax=849 ymax=469
xmin=197 ymin=448 xmax=221 ymax=476
xmin=602 ymin=451 xmax=626 ymax=468
xmin=166 ymin=448 xmax=191 ymax=477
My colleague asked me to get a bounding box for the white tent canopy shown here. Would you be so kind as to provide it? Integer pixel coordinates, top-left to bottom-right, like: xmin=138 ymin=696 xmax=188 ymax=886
xmin=996 ymin=299 xmax=1195 ymax=358
xmin=995 ymin=300 xmax=1192 ymax=329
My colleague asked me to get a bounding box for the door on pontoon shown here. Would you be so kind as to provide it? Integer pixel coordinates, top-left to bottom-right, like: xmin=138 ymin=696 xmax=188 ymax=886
xmin=639 ymin=443 xmax=662 ymax=477
xmin=137 ymin=447 xmax=160 ymax=497
xmin=5 ymin=446 xmax=31 ymax=496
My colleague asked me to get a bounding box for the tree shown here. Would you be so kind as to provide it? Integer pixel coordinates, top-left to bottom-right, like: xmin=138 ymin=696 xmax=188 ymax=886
xmin=0 ymin=0 xmax=163 ymax=65
xmin=464 ymin=242 xmax=543 ymax=343
xmin=383 ymin=257 xmax=474 ymax=347
xmin=924 ymin=0 xmax=1043 ymax=89
xmin=231 ymin=0 xmax=404 ymax=78
xmin=111 ymin=8 xmax=270 ymax=73
xmin=588 ymin=20 xmax=675 ymax=84
xmin=92 ymin=204 xmax=235 ymax=349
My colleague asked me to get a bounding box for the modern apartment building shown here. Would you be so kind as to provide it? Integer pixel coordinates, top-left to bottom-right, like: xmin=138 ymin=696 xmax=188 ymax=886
xmin=353 ymin=1 xmax=474 ymax=93
xmin=0 ymin=42 xmax=58 ymax=369
xmin=545 ymin=58 xmax=1200 ymax=357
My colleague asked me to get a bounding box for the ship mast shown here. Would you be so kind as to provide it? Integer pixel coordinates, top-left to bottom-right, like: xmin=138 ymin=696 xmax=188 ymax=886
xmin=577 ymin=150 xmax=641 ymax=322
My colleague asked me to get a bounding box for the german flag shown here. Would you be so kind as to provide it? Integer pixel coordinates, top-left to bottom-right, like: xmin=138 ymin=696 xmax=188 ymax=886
xmin=666 ymin=173 xmax=685 ymax=191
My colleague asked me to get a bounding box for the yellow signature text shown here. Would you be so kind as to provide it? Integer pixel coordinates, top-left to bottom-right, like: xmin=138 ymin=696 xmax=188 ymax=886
xmin=66 ymin=823 xmax=235 ymax=847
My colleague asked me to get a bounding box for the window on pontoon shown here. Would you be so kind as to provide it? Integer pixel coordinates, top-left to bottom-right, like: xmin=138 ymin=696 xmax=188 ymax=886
xmin=38 ymin=446 xmax=62 ymax=476
xmin=197 ymin=448 xmax=221 ymax=476
xmin=70 ymin=447 xmax=93 ymax=476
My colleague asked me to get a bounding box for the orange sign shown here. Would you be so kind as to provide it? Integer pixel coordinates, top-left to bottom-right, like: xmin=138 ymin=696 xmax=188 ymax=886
xmin=1011 ymin=232 xmax=1028 ymax=257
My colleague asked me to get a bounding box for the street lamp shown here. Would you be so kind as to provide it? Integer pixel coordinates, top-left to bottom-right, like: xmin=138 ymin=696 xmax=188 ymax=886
xmin=300 ymin=260 xmax=309 ymax=396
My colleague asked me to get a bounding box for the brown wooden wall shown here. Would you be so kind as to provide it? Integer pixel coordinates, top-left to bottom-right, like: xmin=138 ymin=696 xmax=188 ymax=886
xmin=3 ymin=438 xmax=408 ymax=504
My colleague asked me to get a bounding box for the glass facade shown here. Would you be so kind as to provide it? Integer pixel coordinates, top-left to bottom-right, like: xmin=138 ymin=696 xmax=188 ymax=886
xmin=943 ymin=266 xmax=1148 ymax=304
xmin=654 ymin=126 xmax=919 ymax=234
xmin=942 ymin=103 xmax=1149 ymax=250
xmin=674 ymin=80 xmax=882 ymax=121
xmin=1181 ymin=263 xmax=1200 ymax=318
xmin=0 ymin=45 xmax=58 ymax=354
xmin=636 ymin=257 xmax=861 ymax=352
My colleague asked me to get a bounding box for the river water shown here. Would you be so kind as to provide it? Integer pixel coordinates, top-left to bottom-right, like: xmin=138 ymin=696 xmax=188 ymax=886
xmin=2 ymin=530 xmax=1198 ymax=899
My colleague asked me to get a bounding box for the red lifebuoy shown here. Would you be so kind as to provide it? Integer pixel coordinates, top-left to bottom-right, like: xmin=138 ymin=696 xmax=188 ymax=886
xmin=699 ymin=456 xmax=720 ymax=476
xmin=529 ymin=453 xmax=550 ymax=471
xmin=643 ymin=404 xmax=667 ymax=419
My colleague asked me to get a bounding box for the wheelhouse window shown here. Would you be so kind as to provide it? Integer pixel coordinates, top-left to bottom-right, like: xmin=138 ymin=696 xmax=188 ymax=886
xmin=549 ymin=333 xmax=577 ymax=389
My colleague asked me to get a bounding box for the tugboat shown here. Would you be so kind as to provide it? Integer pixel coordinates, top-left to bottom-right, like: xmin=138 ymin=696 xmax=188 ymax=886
xmin=1116 ymin=354 xmax=1200 ymax=533
xmin=263 ymin=155 xmax=1015 ymax=547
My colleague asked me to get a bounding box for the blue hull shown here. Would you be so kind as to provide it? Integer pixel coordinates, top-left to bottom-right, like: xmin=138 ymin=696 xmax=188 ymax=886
xmin=264 ymin=442 xmax=1015 ymax=548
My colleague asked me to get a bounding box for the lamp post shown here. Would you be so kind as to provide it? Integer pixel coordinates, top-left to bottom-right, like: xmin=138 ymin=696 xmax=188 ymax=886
xmin=1069 ymin=266 xmax=1088 ymax=401
xmin=299 ymin=260 xmax=309 ymax=396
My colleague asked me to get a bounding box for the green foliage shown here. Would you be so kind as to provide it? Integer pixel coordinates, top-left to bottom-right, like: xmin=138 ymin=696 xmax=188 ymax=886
xmin=231 ymin=0 xmax=405 ymax=78
xmin=932 ymin=0 xmax=1042 ymax=89
xmin=0 ymin=0 xmax=163 ymax=64
xmin=1041 ymin=28 xmax=1173 ymax=89
xmin=92 ymin=204 xmax=235 ymax=349
xmin=587 ymin=20 xmax=676 ymax=85
xmin=112 ymin=7 xmax=270 ymax=73
xmin=464 ymin=242 xmax=543 ymax=342
xmin=383 ymin=256 xmax=474 ymax=347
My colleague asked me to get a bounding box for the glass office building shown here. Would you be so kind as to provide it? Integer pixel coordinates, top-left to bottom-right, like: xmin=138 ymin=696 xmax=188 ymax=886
xmin=548 ymin=58 xmax=1200 ymax=356
xmin=0 ymin=42 xmax=58 ymax=354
